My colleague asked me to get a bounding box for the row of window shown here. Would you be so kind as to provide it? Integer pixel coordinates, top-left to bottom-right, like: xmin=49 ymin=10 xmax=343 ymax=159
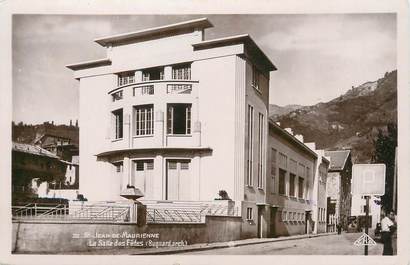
xmin=280 ymin=211 xmax=306 ymax=222
xmin=246 ymin=105 xmax=265 ymax=189
xmin=112 ymin=84 xmax=193 ymax=102
xmin=112 ymin=104 xmax=192 ymax=139
xmin=117 ymin=64 xmax=191 ymax=87
xmin=271 ymin=149 xmax=310 ymax=199
xmin=113 ymin=159 xmax=190 ymax=173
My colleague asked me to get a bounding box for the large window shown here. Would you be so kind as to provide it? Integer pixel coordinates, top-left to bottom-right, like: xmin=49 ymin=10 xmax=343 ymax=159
xmin=247 ymin=105 xmax=254 ymax=186
xmin=279 ymin=168 xmax=286 ymax=195
xmin=289 ymin=173 xmax=296 ymax=197
xmin=257 ymin=113 xmax=264 ymax=189
xmin=134 ymin=104 xmax=154 ymax=136
xmin=112 ymin=109 xmax=123 ymax=139
xmin=167 ymin=104 xmax=191 ymax=135
xmin=142 ymin=67 xmax=164 ymax=81
xmin=172 ymin=63 xmax=191 ymax=80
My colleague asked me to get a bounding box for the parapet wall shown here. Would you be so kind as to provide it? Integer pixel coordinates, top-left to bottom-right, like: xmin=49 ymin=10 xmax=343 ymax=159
xmin=12 ymin=215 xmax=242 ymax=253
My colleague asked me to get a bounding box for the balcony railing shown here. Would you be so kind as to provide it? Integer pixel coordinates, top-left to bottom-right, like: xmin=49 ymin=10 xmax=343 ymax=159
xmin=144 ymin=202 xmax=240 ymax=224
xmin=12 ymin=203 xmax=133 ymax=223
xmin=118 ymin=76 xmax=135 ymax=87
xmin=167 ymin=84 xmax=192 ymax=94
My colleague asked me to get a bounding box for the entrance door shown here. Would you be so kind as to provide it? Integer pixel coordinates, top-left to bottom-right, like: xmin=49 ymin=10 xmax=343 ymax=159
xmin=305 ymin=211 xmax=311 ymax=234
xmin=257 ymin=206 xmax=263 ymax=238
xmin=166 ymin=160 xmax=191 ymax=200
xmin=113 ymin=161 xmax=124 ymax=192
xmin=133 ymin=160 xmax=154 ymax=199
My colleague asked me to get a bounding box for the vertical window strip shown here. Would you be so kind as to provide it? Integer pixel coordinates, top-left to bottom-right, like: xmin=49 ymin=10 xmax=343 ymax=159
xmin=247 ymin=105 xmax=254 ymax=186
xmin=257 ymin=113 xmax=264 ymax=188
xmin=186 ymin=106 xmax=191 ymax=134
xmin=167 ymin=106 xmax=173 ymax=134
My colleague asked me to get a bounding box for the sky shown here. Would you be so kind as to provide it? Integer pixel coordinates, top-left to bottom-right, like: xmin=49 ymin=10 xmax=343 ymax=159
xmin=12 ymin=14 xmax=396 ymax=125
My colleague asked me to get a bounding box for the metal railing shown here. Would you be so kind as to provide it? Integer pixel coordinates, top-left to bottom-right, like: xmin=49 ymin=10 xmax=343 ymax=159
xmin=12 ymin=203 xmax=132 ymax=223
xmin=118 ymin=76 xmax=135 ymax=87
xmin=145 ymin=202 xmax=240 ymax=224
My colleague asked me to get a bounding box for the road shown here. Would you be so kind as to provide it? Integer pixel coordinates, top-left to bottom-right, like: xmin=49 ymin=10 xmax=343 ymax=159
xmin=182 ymin=232 xmax=384 ymax=255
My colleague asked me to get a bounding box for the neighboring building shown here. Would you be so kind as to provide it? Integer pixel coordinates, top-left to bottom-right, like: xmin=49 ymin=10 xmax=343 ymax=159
xmin=35 ymin=133 xmax=80 ymax=189
xmin=306 ymin=145 xmax=330 ymax=234
xmin=264 ymin=124 xmax=317 ymax=237
xmin=325 ymin=150 xmax=353 ymax=230
xmin=34 ymin=133 xmax=79 ymax=162
xmin=12 ymin=142 xmax=66 ymax=202
xmin=67 ymin=17 xmax=329 ymax=239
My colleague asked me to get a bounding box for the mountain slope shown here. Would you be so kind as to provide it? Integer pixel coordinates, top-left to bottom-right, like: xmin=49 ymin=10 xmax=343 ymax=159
xmin=270 ymin=70 xmax=397 ymax=163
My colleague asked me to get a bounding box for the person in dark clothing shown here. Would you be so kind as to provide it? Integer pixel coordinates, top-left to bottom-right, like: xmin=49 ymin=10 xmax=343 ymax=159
xmin=381 ymin=211 xmax=396 ymax=255
xmin=337 ymin=223 xmax=342 ymax=234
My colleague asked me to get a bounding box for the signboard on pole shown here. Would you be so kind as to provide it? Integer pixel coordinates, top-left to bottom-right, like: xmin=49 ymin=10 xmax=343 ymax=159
xmin=352 ymin=164 xmax=386 ymax=196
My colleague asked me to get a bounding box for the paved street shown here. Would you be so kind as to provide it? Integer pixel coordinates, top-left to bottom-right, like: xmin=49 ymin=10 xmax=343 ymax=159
xmin=182 ymin=232 xmax=384 ymax=255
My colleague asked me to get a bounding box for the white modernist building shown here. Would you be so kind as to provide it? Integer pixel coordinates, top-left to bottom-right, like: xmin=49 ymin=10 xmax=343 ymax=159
xmin=67 ymin=18 xmax=328 ymax=238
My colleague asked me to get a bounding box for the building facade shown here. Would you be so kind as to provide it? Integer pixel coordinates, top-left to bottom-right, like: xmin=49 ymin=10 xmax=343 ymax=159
xmin=67 ymin=17 xmax=328 ymax=238
xmin=12 ymin=142 xmax=66 ymax=202
xmin=325 ymin=150 xmax=353 ymax=230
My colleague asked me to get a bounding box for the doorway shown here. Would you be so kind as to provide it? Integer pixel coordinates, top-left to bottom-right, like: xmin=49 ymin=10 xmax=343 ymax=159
xmin=166 ymin=159 xmax=191 ymax=200
xmin=132 ymin=160 xmax=154 ymax=199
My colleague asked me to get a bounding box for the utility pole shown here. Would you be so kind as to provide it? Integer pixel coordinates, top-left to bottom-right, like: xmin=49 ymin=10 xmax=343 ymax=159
xmin=364 ymin=195 xmax=369 ymax=256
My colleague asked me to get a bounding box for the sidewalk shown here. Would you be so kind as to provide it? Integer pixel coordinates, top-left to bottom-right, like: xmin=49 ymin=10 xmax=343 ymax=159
xmin=57 ymin=232 xmax=337 ymax=255
xmin=133 ymin=232 xmax=337 ymax=255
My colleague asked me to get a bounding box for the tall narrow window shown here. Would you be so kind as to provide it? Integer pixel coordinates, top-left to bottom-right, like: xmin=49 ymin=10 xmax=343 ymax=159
xmin=289 ymin=173 xmax=296 ymax=197
xmin=134 ymin=104 xmax=154 ymax=136
xmin=167 ymin=104 xmax=192 ymax=134
xmin=252 ymin=65 xmax=260 ymax=91
xmin=298 ymin=177 xmax=305 ymax=199
xmin=271 ymin=148 xmax=277 ymax=193
xmin=257 ymin=113 xmax=264 ymax=189
xmin=112 ymin=109 xmax=123 ymax=139
xmin=247 ymin=105 xmax=254 ymax=186
xmin=172 ymin=63 xmax=191 ymax=80
xmin=246 ymin=207 xmax=253 ymax=220
xmin=279 ymin=168 xmax=286 ymax=195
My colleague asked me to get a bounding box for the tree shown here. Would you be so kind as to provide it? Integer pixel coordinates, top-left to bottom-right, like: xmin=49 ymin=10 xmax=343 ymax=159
xmin=372 ymin=123 xmax=397 ymax=212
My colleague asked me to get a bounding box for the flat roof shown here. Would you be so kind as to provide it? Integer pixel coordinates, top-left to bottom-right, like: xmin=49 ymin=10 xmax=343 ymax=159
xmin=94 ymin=18 xmax=213 ymax=47
xmin=66 ymin=58 xmax=111 ymax=71
xmin=192 ymin=34 xmax=277 ymax=72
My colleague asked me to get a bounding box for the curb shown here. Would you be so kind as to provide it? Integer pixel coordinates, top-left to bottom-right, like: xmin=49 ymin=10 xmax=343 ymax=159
xmin=132 ymin=232 xmax=338 ymax=255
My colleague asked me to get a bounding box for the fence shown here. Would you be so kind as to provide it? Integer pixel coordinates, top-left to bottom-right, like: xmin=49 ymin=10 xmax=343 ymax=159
xmin=145 ymin=201 xmax=240 ymax=224
xmin=12 ymin=201 xmax=241 ymax=224
xmin=12 ymin=203 xmax=133 ymax=223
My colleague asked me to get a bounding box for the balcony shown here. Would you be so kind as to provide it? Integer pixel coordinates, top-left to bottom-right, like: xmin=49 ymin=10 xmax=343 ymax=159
xmin=118 ymin=75 xmax=135 ymax=87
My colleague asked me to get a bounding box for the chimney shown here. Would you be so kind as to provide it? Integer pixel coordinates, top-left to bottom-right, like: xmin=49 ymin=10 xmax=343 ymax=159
xmin=295 ymin=134 xmax=304 ymax=142
xmin=284 ymin=128 xmax=293 ymax=135
xmin=305 ymin=142 xmax=316 ymax=150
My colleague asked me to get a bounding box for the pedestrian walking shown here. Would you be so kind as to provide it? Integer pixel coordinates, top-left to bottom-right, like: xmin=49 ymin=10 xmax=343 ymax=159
xmin=337 ymin=223 xmax=342 ymax=234
xmin=381 ymin=211 xmax=396 ymax=255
